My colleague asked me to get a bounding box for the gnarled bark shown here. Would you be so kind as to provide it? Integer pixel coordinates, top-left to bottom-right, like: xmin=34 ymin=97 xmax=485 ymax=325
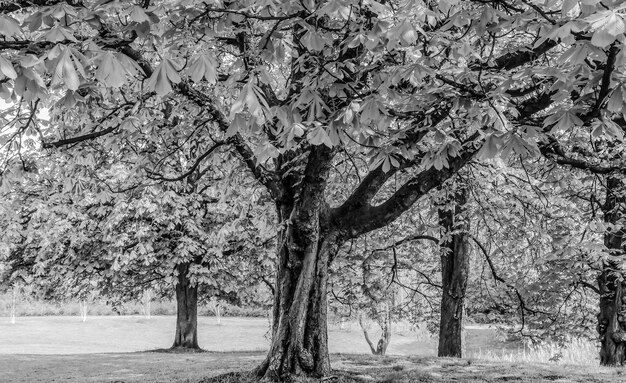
xmin=256 ymin=227 xmax=338 ymax=380
xmin=437 ymin=185 xmax=470 ymax=358
xmin=255 ymin=146 xmax=338 ymax=381
xmin=598 ymin=176 xmax=626 ymax=365
xmin=172 ymin=262 xmax=199 ymax=349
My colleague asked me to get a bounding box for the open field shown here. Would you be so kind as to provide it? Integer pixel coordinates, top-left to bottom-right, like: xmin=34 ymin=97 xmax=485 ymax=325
xmin=0 ymin=315 xmax=610 ymax=382
xmin=0 ymin=315 xmax=522 ymax=356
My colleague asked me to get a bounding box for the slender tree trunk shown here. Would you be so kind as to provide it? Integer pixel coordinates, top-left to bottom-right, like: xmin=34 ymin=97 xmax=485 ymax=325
xmin=437 ymin=185 xmax=470 ymax=358
xmin=172 ymin=262 xmax=199 ymax=349
xmin=142 ymin=289 xmax=152 ymax=319
xmin=10 ymin=287 xmax=17 ymax=324
xmin=598 ymin=175 xmax=626 ymax=365
xmin=79 ymin=300 xmax=88 ymax=322
xmin=358 ymin=309 xmax=391 ymax=355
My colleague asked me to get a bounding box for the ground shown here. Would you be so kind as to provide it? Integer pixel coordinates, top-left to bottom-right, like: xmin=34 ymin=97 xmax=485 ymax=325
xmin=1 ymin=352 xmax=622 ymax=383
xmin=0 ymin=315 xmax=617 ymax=382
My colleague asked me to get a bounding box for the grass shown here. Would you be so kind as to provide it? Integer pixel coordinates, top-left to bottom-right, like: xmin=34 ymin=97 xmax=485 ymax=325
xmin=1 ymin=352 xmax=621 ymax=383
xmin=471 ymin=336 xmax=599 ymax=366
xmin=0 ymin=315 xmax=439 ymax=355
xmin=0 ymin=316 xmax=615 ymax=382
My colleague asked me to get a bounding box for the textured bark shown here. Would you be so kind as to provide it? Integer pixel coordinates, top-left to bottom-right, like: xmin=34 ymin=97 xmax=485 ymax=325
xmin=257 ymin=226 xmax=338 ymax=380
xmin=172 ymin=262 xmax=199 ymax=349
xmin=598 ymin=176 xmax=626 ymax=366
xmin=256 ymin=146 xmax=338 ymax=381
xmin=437 ymin=186 xmax=470 ymax=358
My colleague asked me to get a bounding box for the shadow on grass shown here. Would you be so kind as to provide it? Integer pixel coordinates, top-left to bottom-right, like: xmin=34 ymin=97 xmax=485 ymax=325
xmin=198 ymin=369 xmax=433 ymax=383
xmin=148 ymin=347 xmax=209 ymax=354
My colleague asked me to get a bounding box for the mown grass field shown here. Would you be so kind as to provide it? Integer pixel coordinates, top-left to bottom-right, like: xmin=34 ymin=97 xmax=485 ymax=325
xmin=0 ymin=315 xmax=615 ymax=382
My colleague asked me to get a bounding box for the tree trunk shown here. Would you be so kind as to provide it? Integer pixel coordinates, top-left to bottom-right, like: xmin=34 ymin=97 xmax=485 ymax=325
xmin=79 ymin=300 xmax=88 ymax=322
xmin=358 ymin=309 xmax=391 ymax=356
xmin=256 ymin=203 xmax=339 ymax=380
xmin=437 ymin=185 xmax=470 ymax=358
xmin=172 ymin=262 xmax=200 ymax=349
xmin=598 ymin=175 xmax=626 ymax=365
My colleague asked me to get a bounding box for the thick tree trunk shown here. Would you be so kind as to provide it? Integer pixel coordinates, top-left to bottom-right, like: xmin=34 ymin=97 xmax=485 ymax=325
xmin=437 ymin=186 xmax=470 ymax=358
xmin=172 ymin=262 xmax=199 ymax=349
xmin=598 ymin=176 xmax=626 ymax=365
xmin=257 ymin=231 xmax=338 ymax=380
xmin=254 ymin=146 xmax=337 ymax=381
xmin=256 ymin=197 xmax=340 ymax=380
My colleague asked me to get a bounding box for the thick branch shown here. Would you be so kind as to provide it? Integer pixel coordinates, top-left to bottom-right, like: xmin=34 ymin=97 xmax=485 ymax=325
xmin=42 ymin=125 xmax=117 ymax=149
xmin=337 ymin=106 xmax=451 ymax=216
xmin=335 ymin=141 xmax=479 ymax=240
xmin=486 ymin=39 xmax=559 ymax=71
xmin=539 ymin=136 xmax=625 ymax=175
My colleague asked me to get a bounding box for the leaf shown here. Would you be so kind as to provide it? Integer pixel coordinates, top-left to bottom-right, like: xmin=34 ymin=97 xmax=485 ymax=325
xmin=603 ymin=118 xmax=624 ymax=141
xmin=562 ymin=0 xmax=578 ymax=16
xmin=550 ymin=111 xmax=584 ymax=132
xmin=227 ymin=113 xmax=246 ymax=137
xmin=607 ymin=86 xmax=625 ymax=112
xmin=0 ymin=55 xmax=17 ymax=79
xmin=0 ymin=15 xmax=21 ymax=37
xmin=399 ymin=23 xmax=418 ymax=46
xmin=231 ymin=82 xmax=270 ymax=120
xmin=591 ymin=28 xmax=616 ymax=47
xmin=96 ymin=51 xmax=126 ymax=88
xmin=188 ymin=53 xmax=217 ymax=84
xmin=129 ymin=6 xmax=156 ymax=23
xmin=500 ymin=133 xmax=539 ymax=159
xmin=254 ymin=141 xmax=280 ymax=164
xmin=51 ymin=47 xmax=80 ymax=90
xmin=302 ymin=30 xmax=325 ymax=52
xmin=146 ymin=58 xmax=181 ymax=96
xmin=40 ymin=25 xmax=77 ymax=43
xmin=587 ymin=11 xmax=626 ymax=47
xmin=476 ymin=134 xmax=502 ymax=160
xmin=558 ymin=43 xmax=589 ymax=65
xmin=306 ymin=124 xmax=333 ymax=147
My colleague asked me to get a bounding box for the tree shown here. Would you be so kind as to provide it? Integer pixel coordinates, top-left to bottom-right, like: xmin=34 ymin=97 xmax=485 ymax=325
xmin=597 ymin=175 xmax=626 ymax=365
xmin=436 ymin=181 xmax=470 ymax=357
xmin=3 ymin=0 xmax=626 ymax=377
xmin=0 ymin=148 xmax=275 ymax=349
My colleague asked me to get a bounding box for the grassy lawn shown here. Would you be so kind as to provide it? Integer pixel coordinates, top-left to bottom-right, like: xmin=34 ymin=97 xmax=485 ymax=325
xmin=0 ymin=315 xmax=614 ymax=382
xmin=0 ymin=315 xmax=436 ymax=355
xmin=0 ymin=352 xmax=622 ymax=383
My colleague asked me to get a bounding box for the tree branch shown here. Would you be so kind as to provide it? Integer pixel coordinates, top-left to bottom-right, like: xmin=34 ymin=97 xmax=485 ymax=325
xmin=146 ymin=142 xmax=225 ymax=182
xmin=336 ymin=138 xmax=479 ymax=240
xmin=375 ymin=234 xmax=439 ymax=251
